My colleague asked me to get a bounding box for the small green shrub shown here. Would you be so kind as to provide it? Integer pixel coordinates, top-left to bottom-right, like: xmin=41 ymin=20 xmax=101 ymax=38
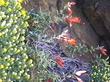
xmin=28 ymin=11 xmax=52 ymax=40
xmin=0 ymin=0 xmax=33 ymax=82
xmin=92 ymin=55 xmax=110 ymax=82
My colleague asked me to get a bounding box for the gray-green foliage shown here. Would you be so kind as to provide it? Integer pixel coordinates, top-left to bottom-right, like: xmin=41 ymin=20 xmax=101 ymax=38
xmin=28 ymin=11 xmax=60 ymax=82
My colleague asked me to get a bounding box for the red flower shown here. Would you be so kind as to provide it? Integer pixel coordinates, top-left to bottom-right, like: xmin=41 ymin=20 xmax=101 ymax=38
xmin=67 ymin=2 xmax=76 ymax=8
xmin=67 ymin=38 xmax=77 ymax=46
xmin=67 ymin=7 xmax=73 ymax=16
xmin=65 ymin=17 xmax=81 ymax=27
xmin=55 ymin=55 xmax=64 ymax=68
xmin=99 ymin=47 xmax=107 ymax=56
xmin=96 ymin=46 xmax=108 ymax=56
xmin=47 ymin=78 xmax=53 ymax=82
xmin=65 ymin=17 xmax=81 ymax=24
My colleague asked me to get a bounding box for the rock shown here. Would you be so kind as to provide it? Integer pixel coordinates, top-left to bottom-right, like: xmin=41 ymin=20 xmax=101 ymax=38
xmin=77 ymin=0 xmax=110 ymax=54
xmin=22 ymin=0 xmax=64 ymax=15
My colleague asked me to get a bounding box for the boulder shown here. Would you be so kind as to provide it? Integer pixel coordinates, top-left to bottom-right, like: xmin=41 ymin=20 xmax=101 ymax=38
xmin=77 ymin=0 xmax=110 ymax=54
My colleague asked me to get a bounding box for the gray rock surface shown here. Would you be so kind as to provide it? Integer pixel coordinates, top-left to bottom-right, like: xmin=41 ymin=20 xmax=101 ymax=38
xmin=78 ymin=0 xmax=110 ymax=55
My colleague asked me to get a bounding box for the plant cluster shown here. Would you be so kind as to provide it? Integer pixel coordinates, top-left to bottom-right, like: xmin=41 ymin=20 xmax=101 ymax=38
xmin=92 ymin=56 xmax=110 ymax=82
xmin=0 ymin=0 xmax=33 ymax=82
xmin=91 ymin=47 xmax=110 ymax=82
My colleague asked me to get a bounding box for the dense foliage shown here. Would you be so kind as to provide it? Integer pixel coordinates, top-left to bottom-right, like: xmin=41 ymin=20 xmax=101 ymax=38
xmin=0 ymin=0 xmax=33 ymax=82
xmin=0 ymin=0 xmax=110 ymax=82
xmin=92 ymin=55 xmax=110 ymax=82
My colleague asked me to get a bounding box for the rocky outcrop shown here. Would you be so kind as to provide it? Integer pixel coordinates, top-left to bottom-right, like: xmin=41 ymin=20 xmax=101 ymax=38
xmin=22 ymin=0 xmax=64 ymax=15
xmin=77 ymin=0 xmax=110 ymax=54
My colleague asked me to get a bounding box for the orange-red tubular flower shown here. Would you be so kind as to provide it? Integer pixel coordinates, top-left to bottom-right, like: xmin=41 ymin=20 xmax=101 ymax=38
xmin=99 ymin=48 xmax=107 ymax=56
xmin=67 ymin=39 xmax=77 ymax=46
xmin=55 ymin=56 xmax=64 ymax=68
xmin=65 ymin=17 xmax=81 ymax=24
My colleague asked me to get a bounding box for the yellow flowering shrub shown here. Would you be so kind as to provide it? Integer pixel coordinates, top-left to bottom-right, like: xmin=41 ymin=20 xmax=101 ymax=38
xmin=0 ymin=79 xmax=3 ymax=82
xmin=21 ymin=9 xmax=27 ymax=16
xmin=18 ymin=0 xmax=24 ymax=3
xmin=0 ymin=0 xmax=5 ymax=6
xmin=0 ymin=0 xmax=33 ymax=82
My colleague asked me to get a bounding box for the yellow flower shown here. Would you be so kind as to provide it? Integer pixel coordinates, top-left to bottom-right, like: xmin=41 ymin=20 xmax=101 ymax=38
xmin=21 ymin=9 xmax=27 ymax=16
xmin=0 ymin=33 xmax=3 ymax=37
xmin=0 ymin=0 xmax=5 ymax=6
xmin=0 ymin=65 xmax=4 ymax=69
xmin=0 ymin=79 xmax=2 ymax=82
xmin=18 ymin=0 xmax=24 ymax=3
